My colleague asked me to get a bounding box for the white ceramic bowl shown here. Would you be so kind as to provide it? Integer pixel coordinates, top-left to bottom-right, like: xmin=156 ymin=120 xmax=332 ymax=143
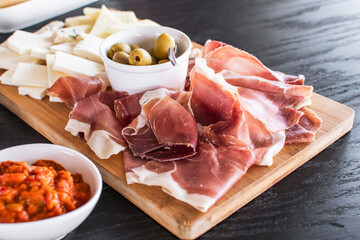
xmin=100 ymin=26 xmax=192 ymax=95
xmin=0 ymin=144 xmax=102 ymax=240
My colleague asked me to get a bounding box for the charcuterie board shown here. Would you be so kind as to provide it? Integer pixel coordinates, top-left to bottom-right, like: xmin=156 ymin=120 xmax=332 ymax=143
xmin=0 ymin=64 xmax=355 ymax=239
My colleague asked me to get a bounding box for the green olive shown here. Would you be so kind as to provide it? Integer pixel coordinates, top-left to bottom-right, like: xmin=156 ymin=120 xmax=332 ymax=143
xmin=129 ymin=48 xmax=152 ymax=66
xmin=148 ymin=48 xmax=155 ymax=56
xmin=108 ymin=42 xmax=131 ymax=59
xmin=112 ymin=52 xmax=129 ymax=64
xmin=154 ymin=33 xmax=176 ymax=59
xmin=129 ymin=44 xmax=140 ymax=51
xmin=151 ymin=56 xmax=157 ymax=65
xmin=158 ymin=59 xmax=169 ymax=64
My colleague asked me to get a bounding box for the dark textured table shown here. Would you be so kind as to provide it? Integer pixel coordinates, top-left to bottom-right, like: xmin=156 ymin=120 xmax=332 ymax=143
xmin=1 ymin=0 xmax=359 ymax=239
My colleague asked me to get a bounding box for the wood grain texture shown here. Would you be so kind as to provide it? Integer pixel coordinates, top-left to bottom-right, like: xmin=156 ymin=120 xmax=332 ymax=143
xmin=0 ymin=0 xmax=359 ymax=239
xmin=0 ymin=58 xmax=354 ymax=239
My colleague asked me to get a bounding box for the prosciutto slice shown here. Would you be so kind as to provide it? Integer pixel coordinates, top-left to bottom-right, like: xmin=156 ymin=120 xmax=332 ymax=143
xmin=122 ymin=89 xmax=198 ymax=161
xmin=65 ymin=91 xmax=128 ymax=159
xmin=124 ymin=141 xmax=254 ymax=212
xmin=47 ymin=75 xmax=106 ymax=107
xmin=285 ymin=107 xmax=322 ymax=144
xmin=204 ymin=42 xmax=305 ymax=85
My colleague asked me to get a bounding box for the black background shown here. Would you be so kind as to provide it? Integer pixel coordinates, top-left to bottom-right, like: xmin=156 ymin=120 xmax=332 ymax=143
xmin=0 ymin=0 xmax=359 ymax=239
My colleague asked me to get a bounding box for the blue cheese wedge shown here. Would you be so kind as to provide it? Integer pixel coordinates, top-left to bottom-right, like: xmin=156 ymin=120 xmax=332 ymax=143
xmin=7 ymin=30 xmax=52 ymax=55
xmin=0 ymin=46 xmax=38 ymax=71
xmin=53 ymin=51 xmax=105 ymax=76
xmin=12 ymin=63 xmax=48 ymax=88
xmin=52 ymin=27 xmax=85 ymax=44
xmin=0 ymin=70 xmax=17 ymax=86
xmin=73 ymin=34 xmax=104 ymax=63
xmin=18 ymin=86 xmax=47 ymax=100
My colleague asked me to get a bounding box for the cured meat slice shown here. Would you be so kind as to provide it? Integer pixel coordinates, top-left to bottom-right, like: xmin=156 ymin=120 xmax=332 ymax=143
xmin=204 ymin=43 xmax=305 ymax=85
xmin=237 ymin=87 xmax=305 ymax=132
xmin=122 ymin=89 xmax=198 ymax=161
xmin=191 ymin=58 xmax=285 ymax=166
xmin=285 ymin=107 xmax=322 ymax=144
xmin=47 ymin=75 xmax=106 ymax=107
xmin=114 ymin=93 xmax=143 ymax=126
xmin=201 ymin=40 xmax=227 ymax=57
xmin=190 ymin=58 xmax=239 ymax=126
xmin=221 ymin=70 xmax=313 ymax=97
xmin=65 ymin=91 xmax=128 ymax=159
xmin=124 ymin=141 xmax=254 ymax=212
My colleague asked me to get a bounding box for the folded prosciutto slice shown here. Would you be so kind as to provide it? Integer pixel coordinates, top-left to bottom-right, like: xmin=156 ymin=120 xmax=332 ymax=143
xmin=204 ymin=41 xmax=305 ymax=85
xmin=47 ymin=75 xmax=107 ymax=107
xmin=124 ymin=140 xmax=254 ymax=212
xmin=122 ymin=89 xmax=198 ymax=161
xmin=65 ymin=91 xmax=128 ymax=159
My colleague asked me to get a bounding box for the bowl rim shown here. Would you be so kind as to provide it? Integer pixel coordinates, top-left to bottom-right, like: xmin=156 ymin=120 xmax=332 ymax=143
xmin=99 ymin=26 xmax=192 ymax=73
xmin=0 ymin=143 xmax=102 ymax=227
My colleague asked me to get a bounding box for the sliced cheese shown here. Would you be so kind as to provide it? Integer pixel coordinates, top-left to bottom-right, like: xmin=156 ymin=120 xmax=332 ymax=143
xmin=50 ymin=42 xmax=76 ymax=54
xmin=73 ymin=24 xmax=93 ymax=34
xmin=0 ymin=70 xmax=18 ymax=86
xmin=12 ymin=63 xmax=48 ymax=88
xmin=84 ymin=7 xmax=138 ymax=23
xmin=7 ymin=30 xmax=52 ymax=55
xmin=0 ymin=46 xmax=38 ymax=71
xmin=53 ymin=51 xmax=105 ymax=76
xmin=65 ymin=15 xmax=96 ymax=27
xmin=31 ymin=47 xmax=51 ymax=60
xmin=73 ymin=34 xmax=104 ymax=63
xmin=102 ymin=19 xmax=160 ymax=37
xmin=52 ymin=27 xmax=85 ymax=44
xmin=89 ymin=5 xmax=124 ymax=37
xmin=18 ymin=86 xmax=47 ymax=100
xmin=46 ymin=54 xmax=66 ymax=87
xmin=36 ymin=21 xmax=64 ymax=35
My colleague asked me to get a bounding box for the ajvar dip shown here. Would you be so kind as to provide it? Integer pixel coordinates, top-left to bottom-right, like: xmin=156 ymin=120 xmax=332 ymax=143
xmin=0 ymin=160 xmax=91 ymax=223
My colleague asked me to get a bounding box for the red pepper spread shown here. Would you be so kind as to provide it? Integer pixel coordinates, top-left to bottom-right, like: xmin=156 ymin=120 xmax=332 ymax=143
xmin=0 ymin=160 xmax=91 ymax=223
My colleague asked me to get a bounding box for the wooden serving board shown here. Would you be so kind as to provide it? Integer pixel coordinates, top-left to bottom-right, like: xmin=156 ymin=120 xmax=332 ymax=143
xmin=0 ymin=68 xmax=354 ymax=239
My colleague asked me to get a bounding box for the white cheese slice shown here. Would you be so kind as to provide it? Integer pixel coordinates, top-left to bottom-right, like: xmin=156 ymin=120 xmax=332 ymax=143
xmin=65 ymin=15 xmax=96 ymax=27
xmin=89 ymin=5 xmax=124 ymax=37
xmin=31 ymin=47 xmax=51 ymax=60
xmin=72 ymin=24 xmax=93 ymax=34
xmin=50 ymin=42 xmax=76 ymax=54
xmin=0 ymin=46 xmax=38 ymax=71
xmin=84 ymin=7 xmax=138 ymax=23
xmin=103 ymin=19 xmax=160 ymax=37
xmin=7 ymin=30 xmax=52 ymax=55
xmin=12 ymin=63 xmax=48 ymax=88
xmin=46 ymin=54 xmax=66 ymax=87
xmin=18 ymin=86 xmax=47 ymax=100
xmin=73 ymin=34 xmax=104 ymax=63
xmin=53 ymin=51 xmax=105 ymax=76
xmin=0 ymin=70 xmax=18 ymax=86
xmin=36 ymin=21 xmax=65 ymax=35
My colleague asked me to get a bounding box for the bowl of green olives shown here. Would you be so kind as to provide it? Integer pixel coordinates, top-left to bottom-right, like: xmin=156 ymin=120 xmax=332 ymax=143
xmin=99 ymin=26 xmax=192 ymax=94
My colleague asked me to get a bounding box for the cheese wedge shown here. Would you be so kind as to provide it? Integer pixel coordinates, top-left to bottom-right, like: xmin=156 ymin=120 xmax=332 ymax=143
xmin=0 ymin=46 xmax=38 ymax=71
xmin=12 ymin=63 xmax=48 ymax=88
xmin=46 ymin=54 xmax=66 ymax=87
xmin=7 ymin=30 xmax=52 ymax=55
xmin=18 ymin=86 xmax=48 ymax=100
xmin=31 ymin=47 xmax=51 ymax=60
xmin=102 ymin=19 xmax=160 ymax=37
xmin=65 ymin=15 xmax=96 ymax=27
xmin=50 ymin=42 xmax=76 ymax=54
xmin=84 ymin=7 xmax=138 ymax=23
xmin=73 ymin=24 xmax=93 ymax=34
xmin=53 ymin=51 xmax=105 ymax=76
xmin=73 ymin=34 xmax=104 ymax=63
xmin=52 ymin=27 xmax=85 ymax=44
xmin=0 ymin=70 xmax=18 ymax=86
xmin=89 ymin=5 xmax=124 ymax=37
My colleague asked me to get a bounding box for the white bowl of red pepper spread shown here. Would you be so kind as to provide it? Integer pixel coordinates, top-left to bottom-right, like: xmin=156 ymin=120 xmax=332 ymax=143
xmin=0 ymin=143 xmax=102 ymax=240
